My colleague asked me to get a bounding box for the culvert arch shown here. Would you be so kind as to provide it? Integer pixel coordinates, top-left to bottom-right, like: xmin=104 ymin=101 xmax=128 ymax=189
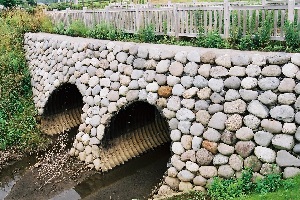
xmin=99 ymin=101 xmax=171 ymax=171
xmin=41 ymin=83 xmax=83 ymax=135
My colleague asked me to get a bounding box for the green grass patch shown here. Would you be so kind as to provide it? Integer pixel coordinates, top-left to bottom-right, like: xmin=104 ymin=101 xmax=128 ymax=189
xmin=165 ymin=169 xmax=299 ymax=200
xmin=0 ymin=9 xmax=52 ymax=151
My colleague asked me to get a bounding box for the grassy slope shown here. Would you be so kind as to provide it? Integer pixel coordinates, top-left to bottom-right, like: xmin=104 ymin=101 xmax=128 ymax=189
xmin=0 ymin=9 xmax=52 ymax=150
xmin=236 ymin=175 xmax=300 ymax=200
xmin=165 ymin=175 xmax=300 ymax=200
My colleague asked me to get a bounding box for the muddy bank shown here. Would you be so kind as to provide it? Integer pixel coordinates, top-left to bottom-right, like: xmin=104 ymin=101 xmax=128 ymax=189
xmin=1 ymin=136 xmax=170 ymax=200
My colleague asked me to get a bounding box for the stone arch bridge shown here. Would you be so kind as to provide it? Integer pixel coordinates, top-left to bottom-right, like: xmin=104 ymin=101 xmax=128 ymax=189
xmin=25 ymin=33 xmax=300 ymax=194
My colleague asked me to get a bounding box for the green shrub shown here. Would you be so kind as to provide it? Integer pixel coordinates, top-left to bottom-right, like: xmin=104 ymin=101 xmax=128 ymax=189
xmin=238 ymin=35 xmax=255 ymax=50
xmin=285 ymin=22 xmax=300 ymax=51
xmin=137 ymin=24 xmax=156 ymax=43
xmin=65 ymin=20 xmax=88 ymax=37
xmin=0 ymin=9 xmax=51 ymax=150
xmin=197 ymin=31 xmax=225 ymax=48
xmin=54 ymin=21 xmax=65 ymax=34
xmin=87 ymin=22 xmax=123 ymax=40
xmin=254 ymin=14 xmax=273 ymax=48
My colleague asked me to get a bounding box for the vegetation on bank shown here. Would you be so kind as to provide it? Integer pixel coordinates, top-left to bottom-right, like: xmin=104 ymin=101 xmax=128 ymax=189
xmin=0 ymin=9 xmax=52 ymax=150
xmin=50 ymin=16 xmax=300 ymax=53
xmin=166 ymin=169 xmax=300 ymax=200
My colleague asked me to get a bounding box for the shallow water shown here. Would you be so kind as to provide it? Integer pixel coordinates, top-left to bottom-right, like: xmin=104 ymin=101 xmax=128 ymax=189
xmin=0 ymin=142 xmax=170 ymax=200
xmin=0 ymin=155 xmax=37 ymax=199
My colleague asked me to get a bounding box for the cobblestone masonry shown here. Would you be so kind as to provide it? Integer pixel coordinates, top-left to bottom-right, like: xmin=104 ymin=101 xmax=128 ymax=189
xmin=25 ymin=33 xmax=300 ymax=196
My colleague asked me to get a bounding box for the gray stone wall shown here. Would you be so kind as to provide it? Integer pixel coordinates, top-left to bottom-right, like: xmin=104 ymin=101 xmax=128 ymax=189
xmin=25 ymin=33 xmax=300 ymax=196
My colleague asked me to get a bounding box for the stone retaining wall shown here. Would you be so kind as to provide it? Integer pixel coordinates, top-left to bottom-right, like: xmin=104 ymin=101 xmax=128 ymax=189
xmin=25 ymin=33 xmax=300 ymax=196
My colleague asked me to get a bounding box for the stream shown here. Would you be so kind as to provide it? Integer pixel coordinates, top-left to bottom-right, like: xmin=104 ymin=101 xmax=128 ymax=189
xmin=0 ymin=130 xmax=170 ymax=200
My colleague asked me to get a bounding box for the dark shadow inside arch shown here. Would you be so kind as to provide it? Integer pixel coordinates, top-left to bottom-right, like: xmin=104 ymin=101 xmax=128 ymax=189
xmin=41 ymin=83 xmax=83 ymax=135
xmin=43 ymin=83 xmax=83 ymax=116
xmin=100 ymin=101 xmax=171 ymax=172
xmin=103 ymin=101 xmax=170 ymax=147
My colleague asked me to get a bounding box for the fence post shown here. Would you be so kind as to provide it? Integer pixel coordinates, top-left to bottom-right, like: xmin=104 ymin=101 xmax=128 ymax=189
xmin=135 ymin=5 xmax=140 ymax=32
xmin=105 ymin=6 xmax=109 ymax=24
xmin=223 ymin=0 xmax=230 ymax=38
xmin=288 ymin=0 xmax=295 ymax=23
xmin=174 ymin=4 xmax=179 ymax=38
xmin=83 ymin=7 xmax=87 ymax=26
xmin=66 ymin=7 xmax=70 ymax=26
xmin=262 ymin=0 xmax=266 ymax=6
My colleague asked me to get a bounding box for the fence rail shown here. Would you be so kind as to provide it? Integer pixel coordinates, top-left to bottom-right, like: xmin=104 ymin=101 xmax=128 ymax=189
xmin=46 ymin=0 xmax=300 ymax=41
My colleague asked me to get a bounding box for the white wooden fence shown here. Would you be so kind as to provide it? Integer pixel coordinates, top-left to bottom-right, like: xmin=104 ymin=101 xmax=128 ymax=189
xmin=46 ymin=0 xmax=300 ymax=40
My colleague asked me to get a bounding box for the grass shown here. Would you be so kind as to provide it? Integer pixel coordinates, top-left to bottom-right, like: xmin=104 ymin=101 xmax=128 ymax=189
xmin=0 ymin=9 xmax=52 ymax=151
xmin=165 ymin=175 xmax=300 ymax=200
xmin=235 ymin=175 xmax=300 ymax=200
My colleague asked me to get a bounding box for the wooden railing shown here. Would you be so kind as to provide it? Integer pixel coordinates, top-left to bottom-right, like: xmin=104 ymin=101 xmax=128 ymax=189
xmin=46 ymin=0 xmax=300 ymax=41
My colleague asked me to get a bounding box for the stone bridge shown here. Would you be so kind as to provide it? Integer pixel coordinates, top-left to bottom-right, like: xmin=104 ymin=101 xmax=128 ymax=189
xmin=25 ymin=33 xmax=300 ymax=195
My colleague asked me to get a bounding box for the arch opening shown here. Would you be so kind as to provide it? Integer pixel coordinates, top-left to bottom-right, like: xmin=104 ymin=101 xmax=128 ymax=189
xmin=100 ymin=101 xmax=171 ymax=171
xmin=41 ymin=83 xmax=83 ymax=135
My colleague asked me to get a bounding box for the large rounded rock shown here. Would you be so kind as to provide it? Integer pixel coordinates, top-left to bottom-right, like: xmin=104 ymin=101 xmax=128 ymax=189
xmin=208 ymin=112 xmax=227 ymax=130
xmin=270 ymin=105 xmax=295 ymax=122
xmin=167 ymin=96 xmax=181 ymax=111
xmin=282 ymin=63 xmax=299 ymax=78
xmin=199 ymin=166 xmax=218 ymax=178
xmin=165 ymin=177 xmax=180 ymax=190
xmin=218 ymin=165 xmax=235 ymax=178
xmin=261 ymin=65 xmax=281 ymax=76
xmin=235 ymin=141 xmax=255 ymax=158
xmin=258 ymin=77 xmax=280 ymax=90
xmin=210 ymin=66 xmax=228 ymax=78
xmin=221 ymin=130 xmax=237 ymax=145
xmin=176 ymin=108 xmax=195 ymax=121
xmin=272 ymin=134 xmax=295 ymax=150
xmin=196 ymin=148 xmax=214 ymax=165
xmin=241 ymin=77 xmax=258 ymax=89
xmin=276 ymin=150 xmax=300 ymax=167
xmin=243 ymin=114 xmax=261 ymax=130
xmin=291 ymin=53 xmax=300 ymax=66
xmin=229 ymin=154 xmax=243 ymax=171
xmin=258 ymin=90 xmax=277 ymax=105
xmin=203 ymin=128 xmax=221 ymax=142
xmin=208 ymin=78 xmax=224 ymax=92
xmin=158 ymin=86 xmax=172 ymax=98
xmin=278 ymin=78 xmax=296 ymax=92
xmin=244 ymin=156 xmax=262 ymax=172
xmin=254 ymin=131 xmax=273 ymax=147
xmin=229 ymin=66 xmax=246 ymax=76
xmin=283 ymin=167 xmax=300 ymax=179
xmin=169 ymin=61 xmax=184 ymax=76
xmin=218 ymin=143 xmax=234 ymax=155
xmin=190 ymin=123 xmax=204 ymax=136
xmin=186 ymin=161 xmax=199 ymax=172
xmin=172 ymin=142 xmax=185 ymax=155
xmin=178 ymin=170 xmax=195 ymax=182
xmin=254 ymin=146 xmax=276 ymax=163
xmin=224 ymin=99 xmax=247 ymax=114
xmin=247 ymin=100 xmax=269 ymax=118
xmin=225 ymin=114 xmax=243 ymax=131
xmin=213 ymin=154 xmax=229 ymax=165
xmin=202 ymin=140 xmax=218 ymax=154
xmin=236 ymin=127 xmax=254 ymax=141
xmin=261 ymin=119 xmax=282 ymax=133
xmin=224 ymin=76 xmax=241 ymax=89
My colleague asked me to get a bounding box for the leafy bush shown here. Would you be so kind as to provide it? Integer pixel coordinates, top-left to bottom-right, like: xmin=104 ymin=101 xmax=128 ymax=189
xmin=137 ymin=24 xmax=156 ymax=43
xmin=197 ymin=31 xmax=225 ymax=48
xmin=0 ymin=9 xmax=51 ymax=150
xmin=65 ymin=20 xmax=88 ymax=37
xmin=207 ymin=168 xmax=294 ymax=200
xmin=238 ymin=35 xmax=255 ymax=50
xmin=87 ymin=22 xmax=124 ymax=40
xmin=285 ymin=22 xmax=300 ymax=51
